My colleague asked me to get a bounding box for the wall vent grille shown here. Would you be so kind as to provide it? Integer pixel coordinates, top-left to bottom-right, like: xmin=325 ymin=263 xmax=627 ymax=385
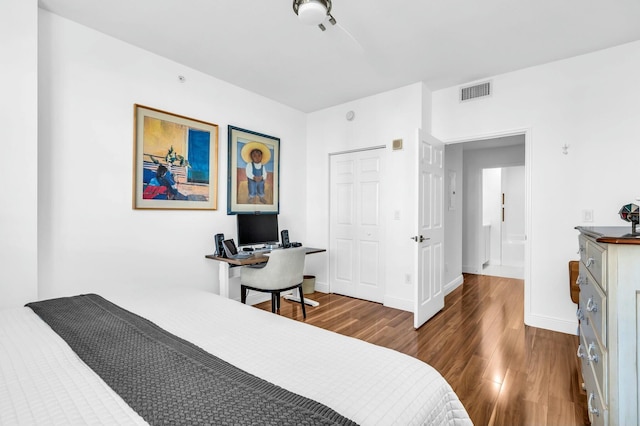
xmin=460 ymin=81 xmax=492 ymax=102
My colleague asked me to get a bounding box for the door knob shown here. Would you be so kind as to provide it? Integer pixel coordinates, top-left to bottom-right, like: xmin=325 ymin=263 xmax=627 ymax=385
xmin=410 ymin=235 xmax=430 ymax=242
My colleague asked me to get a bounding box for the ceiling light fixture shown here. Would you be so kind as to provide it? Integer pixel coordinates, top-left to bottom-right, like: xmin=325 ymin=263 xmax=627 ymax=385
xmin=293 ymin=0 xmax=337 ymax=31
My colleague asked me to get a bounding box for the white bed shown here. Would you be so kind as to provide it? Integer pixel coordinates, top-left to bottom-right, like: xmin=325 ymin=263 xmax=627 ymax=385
xmin=0 ymin=288 xmax=472 ymax=425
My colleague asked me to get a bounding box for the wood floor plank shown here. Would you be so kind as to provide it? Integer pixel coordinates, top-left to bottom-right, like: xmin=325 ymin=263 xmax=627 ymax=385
xmin=483 ymin=327 xmax=522 ymax=385
xmin=253 ymin=274 xmax=589 ymax=425
xmin=454 ymin=354 xmax=492 ymax=397
xmin=489 ymin=369 xmax=530 ymax=426
xmin=547 ymin=396 xmax=578 ymax=426
xmin=467 ymin=379 xmax=504 ymax=425
xmin=522 ymin=328 xmax=552 ymax=405
xmin=518 ymin=400 xmax=549 ymax=426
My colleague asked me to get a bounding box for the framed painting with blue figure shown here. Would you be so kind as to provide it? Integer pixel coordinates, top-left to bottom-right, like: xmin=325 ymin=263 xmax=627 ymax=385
xmin=227 ymin=125 xmax=280 ymax=214
xmin=133 ymin=105 xmax=218 ymax=210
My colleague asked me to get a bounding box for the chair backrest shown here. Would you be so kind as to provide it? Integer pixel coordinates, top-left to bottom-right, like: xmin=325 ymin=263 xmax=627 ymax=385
xmin=248 ymin=247 xmax=306 ymax=290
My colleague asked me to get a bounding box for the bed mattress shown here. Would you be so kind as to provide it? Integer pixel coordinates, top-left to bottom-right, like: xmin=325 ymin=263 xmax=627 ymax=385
xmin=0 ymin=288 xmax=472 ymax=425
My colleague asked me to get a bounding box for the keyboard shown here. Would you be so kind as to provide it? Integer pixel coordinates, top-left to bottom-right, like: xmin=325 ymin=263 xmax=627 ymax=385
xmin=229 ymin=253 xmax=252 ymax=259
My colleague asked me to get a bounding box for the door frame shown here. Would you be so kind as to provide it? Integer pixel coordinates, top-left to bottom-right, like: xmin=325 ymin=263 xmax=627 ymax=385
xmin=445 ymin=128 xmax=532 ymax=322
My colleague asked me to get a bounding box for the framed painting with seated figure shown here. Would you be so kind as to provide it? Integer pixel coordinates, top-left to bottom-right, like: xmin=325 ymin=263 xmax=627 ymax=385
xmin=227 ymin=125 xmax=280 ymax=214
xmin=133 ymin=104 xmax=218 ymax=210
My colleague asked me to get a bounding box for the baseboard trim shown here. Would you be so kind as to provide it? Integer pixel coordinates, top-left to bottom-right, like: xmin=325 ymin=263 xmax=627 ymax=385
xmin=462 ymin=265 xmax=480 ymax=274
xmin=525 ymin=313 xmax=578 ymax=335
xmin=384 ymin=295 xmax=412 ymax=312
xmin=445 ymin=274 xmax=464 ymax=295
xmin=315 ymin=281 xmax=329 ymax=293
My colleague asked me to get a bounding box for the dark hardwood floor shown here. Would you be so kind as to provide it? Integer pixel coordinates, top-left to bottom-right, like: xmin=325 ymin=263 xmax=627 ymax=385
xmin=255 ymin=273 xmax=590 ymax=426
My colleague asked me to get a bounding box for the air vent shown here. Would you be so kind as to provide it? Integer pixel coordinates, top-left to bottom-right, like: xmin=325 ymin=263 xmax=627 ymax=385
xmin=460 ymin=81 xmax=491 ymax=102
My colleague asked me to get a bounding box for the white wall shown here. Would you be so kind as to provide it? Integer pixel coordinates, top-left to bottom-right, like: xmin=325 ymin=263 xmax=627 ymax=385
xmin=7 ymin=8 xmax=435 ymax=312
xmin=0 ymin=0 xmax=38 ymax=308
xmin=9 ymin=5 xmax=638 ymax=336
xmin=433 ymin=40 xmax=640 ymax=334
xmin=35 ymin=11 xmax=307 ymax=302
xmin=306 ymin=83 xmax=428 ymax=311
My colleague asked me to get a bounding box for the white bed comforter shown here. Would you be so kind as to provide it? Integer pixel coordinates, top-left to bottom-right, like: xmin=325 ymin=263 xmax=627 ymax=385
xmin=0 ymin=288 xmax=472 ymax=425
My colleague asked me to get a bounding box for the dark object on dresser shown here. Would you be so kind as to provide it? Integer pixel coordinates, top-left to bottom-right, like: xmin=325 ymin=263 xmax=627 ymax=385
xmin=619 ymin=202 xmax=639 ymax=234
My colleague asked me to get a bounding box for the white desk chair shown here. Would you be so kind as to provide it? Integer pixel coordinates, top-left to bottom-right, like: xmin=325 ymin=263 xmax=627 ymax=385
xmin=240 ymin=247 xmax=307 ymax=318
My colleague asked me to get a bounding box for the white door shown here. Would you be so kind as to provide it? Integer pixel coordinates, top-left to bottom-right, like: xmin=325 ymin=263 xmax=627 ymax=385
xmin=413 ymin=130 xmax=445 ymax=328
xmin=500 ymin=166 xmax=525 ymax=267
xmin=329 ymin=149 xmax=384 ymax=303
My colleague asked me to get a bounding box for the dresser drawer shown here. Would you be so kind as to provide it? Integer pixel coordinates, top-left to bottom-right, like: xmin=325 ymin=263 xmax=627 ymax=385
xmin=578 ymin=234 xmax=588 ymax=265
xmin=581 ymin=351 xmax=608 ymax=426
xmin=584 ymin=239 xmax=607 ymax=291
xmin=579 ymin=265 xmax=607 ymax=346
xmin=579 ymin=323 xmax=607 ymax=403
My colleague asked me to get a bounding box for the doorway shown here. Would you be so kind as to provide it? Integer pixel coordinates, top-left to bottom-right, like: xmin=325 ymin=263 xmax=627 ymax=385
xmin=445 ymin=133 xmax=526 ymax=280
xmin=481 ymin=166 xmax=525 ymax=279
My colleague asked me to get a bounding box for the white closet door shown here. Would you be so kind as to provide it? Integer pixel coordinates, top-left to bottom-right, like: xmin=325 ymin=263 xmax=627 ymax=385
xmin=329 ymin=149 xmax=384 ymax=303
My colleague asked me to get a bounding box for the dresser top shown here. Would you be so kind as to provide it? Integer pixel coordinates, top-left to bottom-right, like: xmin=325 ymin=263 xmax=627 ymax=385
xmin=576 ymin=226 xmax=640 ymax=245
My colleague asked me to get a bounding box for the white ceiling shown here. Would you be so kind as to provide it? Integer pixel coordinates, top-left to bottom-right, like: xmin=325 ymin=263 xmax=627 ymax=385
xmin=37 ymin=0 xmax=640 ymax=113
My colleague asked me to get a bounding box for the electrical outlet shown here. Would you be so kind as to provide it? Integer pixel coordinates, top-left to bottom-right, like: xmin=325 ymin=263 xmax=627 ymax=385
xmin=582 ymin=209 xmax=594 ymax=222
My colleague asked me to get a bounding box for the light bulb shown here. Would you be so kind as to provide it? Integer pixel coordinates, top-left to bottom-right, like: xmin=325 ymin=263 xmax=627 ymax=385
xmin=298 ymin=1 xmax=327 ymax=26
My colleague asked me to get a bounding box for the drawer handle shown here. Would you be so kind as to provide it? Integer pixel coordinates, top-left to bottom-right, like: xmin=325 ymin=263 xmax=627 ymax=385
xmin=586 ymin=297 xmax=598 ymax=313
xmin=576 ymin=275 xmax=585 ymax=286
xmin=586 ymin=257 xmax=595 ymax=267
xmin=587 ymin=342 xmax=599 ymax=364
xmin=577 ymin=344 xmax=585 ymax=359
xmin=577 ymin=245 xmax=585 ymax=254
xmin=588 ymin=392 xmax=600 ymax=416
xmin=576 ymin=307 xmax=584 ymax=321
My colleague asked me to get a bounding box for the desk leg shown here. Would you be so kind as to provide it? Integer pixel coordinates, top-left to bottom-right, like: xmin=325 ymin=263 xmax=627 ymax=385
xmin=283 ymin=287 xmax=320 ymax=307
xmin=219 ymin=261 xmax=230 ymax=298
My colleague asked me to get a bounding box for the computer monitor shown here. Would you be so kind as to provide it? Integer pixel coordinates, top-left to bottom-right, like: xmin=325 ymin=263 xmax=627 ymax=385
xmin=237 ymin=214 xmax=279 ymax=247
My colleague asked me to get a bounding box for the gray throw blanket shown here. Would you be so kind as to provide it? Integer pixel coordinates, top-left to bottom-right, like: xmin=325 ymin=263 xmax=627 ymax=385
xmin=27 ymin=294 xmax=357 ymax=425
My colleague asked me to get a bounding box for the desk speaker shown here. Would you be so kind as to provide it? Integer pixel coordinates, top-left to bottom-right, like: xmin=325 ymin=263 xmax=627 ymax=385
xmin=281 ymin=229 xmax=290 ymax=248
xmin=214 ymin=233 xmax=225 ymax=257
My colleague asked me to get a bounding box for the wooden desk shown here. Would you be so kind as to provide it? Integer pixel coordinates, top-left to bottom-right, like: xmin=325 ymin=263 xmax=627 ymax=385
xmin=205 ymin=247 xmax=326 ymax=303
xmin=205 ymin=247 xmax=326 ymax=266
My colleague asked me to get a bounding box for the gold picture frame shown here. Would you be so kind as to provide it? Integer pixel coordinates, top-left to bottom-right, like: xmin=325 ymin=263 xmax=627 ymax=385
xmin=133 ymin=105 xmax=218 ymax=210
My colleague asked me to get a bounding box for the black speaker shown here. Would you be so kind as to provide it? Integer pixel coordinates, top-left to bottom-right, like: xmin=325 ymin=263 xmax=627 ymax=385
xmin=214 ymin=233 xmax=225 ymax=257
xmin=281 ymin=229 xmax=290 ymax=248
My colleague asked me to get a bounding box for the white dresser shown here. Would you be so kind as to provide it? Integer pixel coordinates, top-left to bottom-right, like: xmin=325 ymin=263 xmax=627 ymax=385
xmin=576 ymin=226 xmax=640 ymax=426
